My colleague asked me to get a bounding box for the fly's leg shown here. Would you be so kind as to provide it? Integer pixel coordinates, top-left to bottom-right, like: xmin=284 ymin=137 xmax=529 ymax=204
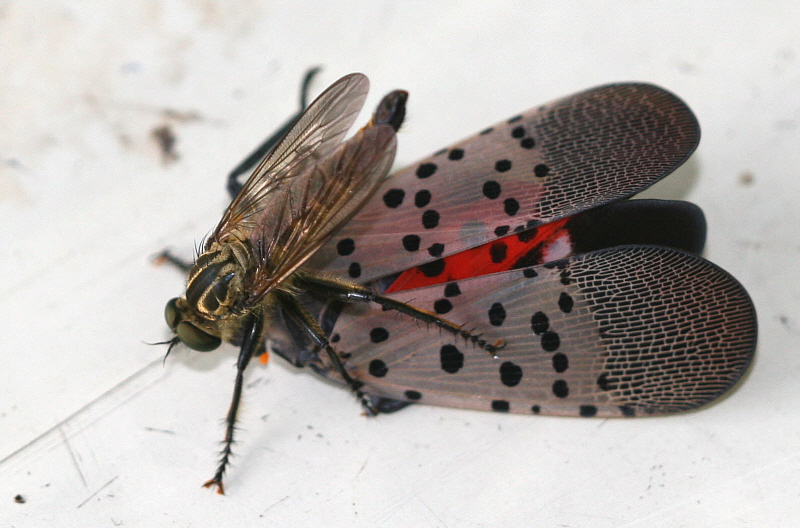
xmin=275 ymin=290 xmax=379 ymax=415
xmin=298 ymin=275 xmax=505 ymax=357
xmin=152 ymin=250 xmax=193 ymax=272
xmin=202 ymin=314 xmax=263 ymax=495
xmin=227 ymin=67 xmax=322 ymax=199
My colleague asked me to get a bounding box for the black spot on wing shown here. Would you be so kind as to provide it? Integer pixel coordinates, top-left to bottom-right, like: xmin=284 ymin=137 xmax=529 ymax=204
xmin=422 ymin=210 xmax=440 ymax=229
xmin=448 ymin=148 xmax=464 ymax=160
xmin=552 ymin=380 xmax=569 ymax=398
xmin=488 ymin=303 xmax=506 ymax=326
xmin=370 ymin=327 xmax=389 ymax=343
xmin=499 ymin=361 xmax=523 ymax=387
xmin=415 ymin=190 xmax=431 ymax=207
xmin=483 ymin=180 xmax=501 ymax=199
xmin=444 ymin=282 xmax=461 ymax=297
xmin=417 ymin=163 xmax=437 ymax=178
xmin=405 ymin=390 xmax=422 ymax=401
xmin=369 ymin=359 xmax=388 ymax=378
xmin=492 ymin=400 xmax=510 ymax=412
xmin=336 ymin=238 xmax=355 ymax=256
xmin=383 ymin=189 xmax=404 ymax=208
xmin=402 ymin=235 xmax=420 ymax=252
xmin=440 ymin=344 xmax=464 ymax=373
xmin=433 ymin=299 xmax=452 ymax=314
xmin=418 ymin=259 xmax=446 ymax=278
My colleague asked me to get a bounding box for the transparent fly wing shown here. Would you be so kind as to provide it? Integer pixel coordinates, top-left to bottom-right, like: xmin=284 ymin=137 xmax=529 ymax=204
xmin=319 ymin=246 xmax=756 ymax=416
xmin=212 ymin=73 xmax=370 ymax=245
xmin=312 ymin=83 xmax=701 ymax=282
xmin=246 ymin=124 xmax=397 ymax=302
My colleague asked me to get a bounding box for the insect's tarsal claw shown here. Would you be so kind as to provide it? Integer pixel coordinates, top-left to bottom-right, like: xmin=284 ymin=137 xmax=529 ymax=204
xmin=358 ymin=393 xmax=379 ymax=416
xmin=202 ymin=478 xmax=225 ymax=495
xmin=482 ymin=338 xmax=505 ymax=359
xmin=152 ymin=249 xmax=192 ymax=272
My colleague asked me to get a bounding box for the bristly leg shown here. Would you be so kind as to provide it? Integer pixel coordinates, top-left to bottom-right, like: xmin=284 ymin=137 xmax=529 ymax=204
xmin=276 ymin=290 xmax=380 ymax=415
xmin=202 ymin=314 xmax=263 ymax=494
xmin=226 ymin=67 xmax=322 ymax=199
xmin=298 ymin=274 xmax=504 ymax=357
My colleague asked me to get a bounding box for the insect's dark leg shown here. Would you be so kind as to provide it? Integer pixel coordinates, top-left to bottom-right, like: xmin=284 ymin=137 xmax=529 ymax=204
xmin=152 ymin=250 xmax=193 ymax=272
xmin=298 ymin=275 xmax=504 ymax=357
xmin=275 ymin=290 xmax=379 ymax=415
xmin=202 ymin=314 xmax=263 ymax=495
xmin=226 ymin=67 xmax=322 ymax=199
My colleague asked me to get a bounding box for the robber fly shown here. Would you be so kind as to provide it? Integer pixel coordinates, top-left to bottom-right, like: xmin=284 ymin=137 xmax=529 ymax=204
xmin=162 ymin=71 xmax=501 ymax=493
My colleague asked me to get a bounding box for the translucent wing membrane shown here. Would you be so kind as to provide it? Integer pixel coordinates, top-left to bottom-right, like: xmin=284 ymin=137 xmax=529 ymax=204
xmin=313 ymin=83 xmax=701 ymax=282
xmin=213 ymin=73 xmax=370 ymax=245
xmin=248 ymin=125 xmax=397 ymax=299
xmin=318 ymin=246 xmax=756 ymax=416
xmin=207 ymin=72 xmax=401 ymax=302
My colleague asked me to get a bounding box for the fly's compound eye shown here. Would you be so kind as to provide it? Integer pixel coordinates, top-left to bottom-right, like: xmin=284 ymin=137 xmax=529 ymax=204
xmin=164 ymin=298 xmax=181 ymax=330
xmin=175 ymin=321 xmax=221 ymax=352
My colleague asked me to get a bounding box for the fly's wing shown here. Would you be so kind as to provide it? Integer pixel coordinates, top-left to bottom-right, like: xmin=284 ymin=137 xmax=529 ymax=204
xmin=311 ymin=83 xmax=701 ymax=282
xmin=246 ymin=124 xmax=397 ymax=299
xmin=211 ymin=73 xmax=370 ymax=245
xmin=318 ymin=246 xmax=756 ymax=416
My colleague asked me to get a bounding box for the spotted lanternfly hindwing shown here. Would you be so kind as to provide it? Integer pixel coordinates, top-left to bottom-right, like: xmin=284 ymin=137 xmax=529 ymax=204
xmin=163 ymin=72 xmax=757 ymax=493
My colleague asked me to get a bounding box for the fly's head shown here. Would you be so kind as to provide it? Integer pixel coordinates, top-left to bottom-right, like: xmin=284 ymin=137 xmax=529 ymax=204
xmin=165 ymin=239 xmax=254 ymax=352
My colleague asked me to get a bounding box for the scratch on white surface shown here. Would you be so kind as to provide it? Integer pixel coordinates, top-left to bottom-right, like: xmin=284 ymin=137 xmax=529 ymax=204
xmin=262 ymin=494 xmax=290 ymax=514
xmin=58 ymin=425 xmax=88 ymax=488
xmin=143 ymin=426 xmax=176 ymax=435
xmin=76 ymin=475 xmax=119 ymax=509
xmin=353 ymin=452 xmax=370 ymax=480
xmin=418 ymin=495 xmax=450 ymax=528
xmin=0 ymin=359 xmax=166 ymax=474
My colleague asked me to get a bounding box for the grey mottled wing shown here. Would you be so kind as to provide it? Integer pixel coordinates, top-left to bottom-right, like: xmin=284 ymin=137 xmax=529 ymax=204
xmin=312 ymin=83 xmax=700 ymax=282
xmin=316 ymin=246 xmax=756 ymax=416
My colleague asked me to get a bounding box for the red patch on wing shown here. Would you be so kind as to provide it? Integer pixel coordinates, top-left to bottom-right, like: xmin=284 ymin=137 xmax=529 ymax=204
xmin=385 ymin=218 xmax=572 ymax=293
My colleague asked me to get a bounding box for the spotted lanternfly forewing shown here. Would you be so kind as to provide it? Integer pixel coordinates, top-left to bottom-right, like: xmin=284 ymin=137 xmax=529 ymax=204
xmin=163 ymin=71 xmax=756 ymax=493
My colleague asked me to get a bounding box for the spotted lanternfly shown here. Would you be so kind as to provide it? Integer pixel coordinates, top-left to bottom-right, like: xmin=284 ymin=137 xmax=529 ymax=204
xmin=162 ymin=71 xmax=757 ymax=493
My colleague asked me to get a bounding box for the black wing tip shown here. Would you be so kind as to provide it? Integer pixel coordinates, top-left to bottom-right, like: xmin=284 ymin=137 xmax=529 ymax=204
xmin=575 ymin=245 xmax=757 ymax=416
xmin=581 ymin=81 xmax=701 ymax=151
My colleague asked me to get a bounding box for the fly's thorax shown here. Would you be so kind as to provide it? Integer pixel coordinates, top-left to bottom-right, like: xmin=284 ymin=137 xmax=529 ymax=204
xmin=185 ymin=240 xmax=253 ymax=319
xmin=164 ymin=239 xmax=258 ymax=352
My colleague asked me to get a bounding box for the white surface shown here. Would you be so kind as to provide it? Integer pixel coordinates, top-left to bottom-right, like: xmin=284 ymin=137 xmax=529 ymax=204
xmin=2 ymin=1 xmax=798 ymax=526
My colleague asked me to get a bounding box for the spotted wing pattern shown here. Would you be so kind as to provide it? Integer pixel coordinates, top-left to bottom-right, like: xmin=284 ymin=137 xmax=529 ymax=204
xmin=312 ymin=83 xmax=700 ymax=283
xmin=380 ymin=199 xmax=707 ymax=294
xmin=317 ymin=246 xmax=756 ymax=416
